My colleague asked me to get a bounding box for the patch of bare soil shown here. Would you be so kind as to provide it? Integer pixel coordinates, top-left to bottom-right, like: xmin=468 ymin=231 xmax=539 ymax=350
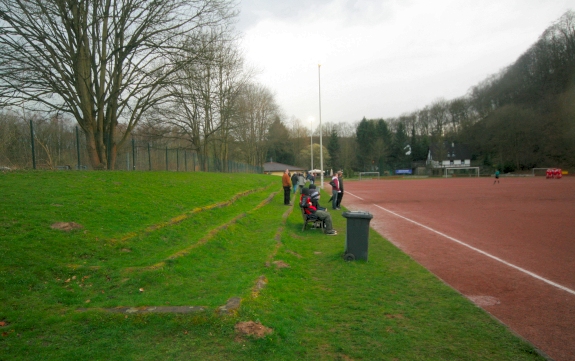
xmin=51 ymin=222 xmax=83 ymax=231
xmin=234 ymin=321 xmax=273 ymax=339
xmin=467 ymin=295 xmax=500 ymax=307
xmin=272 ymin=260 xmax=290 ymax=269
xmin=285 ymin=250 xmax=303 ymax=258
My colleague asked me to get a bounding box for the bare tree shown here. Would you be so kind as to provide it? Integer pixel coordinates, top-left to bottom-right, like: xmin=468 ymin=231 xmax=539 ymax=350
xmin=288 ymin=117 xmax=312 ymax=167
xmin=233 ymin=82 xmax=280 ymax=167
xmin=337 ymin=121 xmax=358 ymax=173
xmin=0 ymin=0 xmax=236 ymax=169
xmin=416 ymin=106 xmax=431 ymax=137
xmin=429 ymin=98 xmax=450 ymax=139
xmin=152 ymin=29 xmax=247 ymax=171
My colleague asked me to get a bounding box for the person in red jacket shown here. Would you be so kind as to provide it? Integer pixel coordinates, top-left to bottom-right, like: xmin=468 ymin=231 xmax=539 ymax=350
xmin=300 ymin=188 xmax=337 ymax=235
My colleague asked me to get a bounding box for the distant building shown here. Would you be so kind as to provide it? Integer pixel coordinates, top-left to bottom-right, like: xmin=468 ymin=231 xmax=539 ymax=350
xmin=427 ymin=141 xmax=472 ymax=168
xmin=263 ymin=162 xmax=306 ymax=176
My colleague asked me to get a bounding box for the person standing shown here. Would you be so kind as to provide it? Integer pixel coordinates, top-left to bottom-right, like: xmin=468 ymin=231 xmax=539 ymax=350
xmin=494 ymin=169 xmax=500 ymax=184
xmin=291 ymin=171 xmax=298 ymax=194
xmin=298 ymin=172 xmax=306 ymax=193
xmin=282 ymin=169 xmax=292 ymax=205
xmin=330 ymin=173 xmax=340 ymax=210
xmin=309 ymin=172 xmax=315 ymax=185
xmin=336 ymin=171 xmax=344 ymax=209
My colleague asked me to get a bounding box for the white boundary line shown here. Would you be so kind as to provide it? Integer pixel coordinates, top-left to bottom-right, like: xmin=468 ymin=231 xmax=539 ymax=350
xmin=346 ymin=192 xmax=575 ymax=296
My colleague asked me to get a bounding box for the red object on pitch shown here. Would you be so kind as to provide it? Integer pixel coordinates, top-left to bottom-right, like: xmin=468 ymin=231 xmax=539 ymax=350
xmin=557 ymin=168 xmax=563 ymax=179
xmin=546 ymin=169 xmax=553 ymax=178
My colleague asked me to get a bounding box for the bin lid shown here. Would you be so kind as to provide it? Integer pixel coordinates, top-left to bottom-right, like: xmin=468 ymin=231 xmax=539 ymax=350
xmin=342 ymin=211 xmax=373 ymax=219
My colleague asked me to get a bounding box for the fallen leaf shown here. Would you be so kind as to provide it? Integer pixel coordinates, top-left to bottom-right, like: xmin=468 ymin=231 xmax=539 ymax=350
xmin=0 ymin=321 xmax=6 ymax=327
xmin=72 ymin=276 xmax=77 ymax=280
xmin=64 ymin=278 xmax=71 ymax=283
xmin=85 ymin=299 xmax=90 ymax=303
xmin=139 ymin=288 xmax=144 ymax=292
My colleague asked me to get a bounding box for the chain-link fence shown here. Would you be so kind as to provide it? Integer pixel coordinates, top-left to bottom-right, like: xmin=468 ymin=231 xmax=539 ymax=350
xmin=125 ymin=139 xmax=261 ymax=173
xmin=0 ymin=117 xmax=261 ymax=173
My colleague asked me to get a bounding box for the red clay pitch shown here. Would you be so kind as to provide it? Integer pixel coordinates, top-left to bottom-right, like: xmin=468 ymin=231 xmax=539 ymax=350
xmin=339 ymin=176 xmax=575 ymax=361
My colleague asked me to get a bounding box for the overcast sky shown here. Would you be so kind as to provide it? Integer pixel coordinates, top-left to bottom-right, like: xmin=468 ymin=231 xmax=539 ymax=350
xmin=236 ymin=0 xmax=573 ymax=128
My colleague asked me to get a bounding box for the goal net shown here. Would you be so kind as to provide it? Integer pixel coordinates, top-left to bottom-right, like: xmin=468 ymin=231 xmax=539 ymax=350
xmin=532 ymin=168 xmax=553 ymax=176
xmin=359 ymin=172 xmax=380 ymax=180
xmin=444 ymin=167 xmax=480 ymax=177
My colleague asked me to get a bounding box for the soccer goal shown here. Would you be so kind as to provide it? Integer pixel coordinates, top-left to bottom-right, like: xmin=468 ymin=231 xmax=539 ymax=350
xmin=359 ymin=172 xmax=380 ymax=180
xmin=444 ymin=167 xmax=480 ymax=177
xmin=532 ymin=168 xmax=552 ymax=176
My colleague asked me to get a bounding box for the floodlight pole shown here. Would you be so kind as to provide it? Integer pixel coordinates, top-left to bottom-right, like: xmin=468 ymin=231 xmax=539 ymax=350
xmin=318 ymin=64 xmax=324 ymax=188
xmin=310 ymin=118 xmax=313 ymax=171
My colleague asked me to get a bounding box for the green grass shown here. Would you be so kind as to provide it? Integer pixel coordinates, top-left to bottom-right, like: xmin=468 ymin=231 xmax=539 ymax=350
xmin=0 ymin=171 xmax=545 ymax=360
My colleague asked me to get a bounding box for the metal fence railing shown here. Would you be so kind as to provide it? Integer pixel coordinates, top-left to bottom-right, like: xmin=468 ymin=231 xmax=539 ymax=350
xmin=0 ymin=119 xmax=262 ymax=174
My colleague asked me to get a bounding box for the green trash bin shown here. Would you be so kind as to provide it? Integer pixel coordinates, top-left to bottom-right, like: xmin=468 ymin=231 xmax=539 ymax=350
xmin=342 ymin=211 xmax=373 ymax=261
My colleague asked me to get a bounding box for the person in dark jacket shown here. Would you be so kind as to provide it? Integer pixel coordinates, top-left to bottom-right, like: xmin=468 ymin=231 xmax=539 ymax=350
xmin=291 ymin=172 xmax=298 ymax=194
xmin=336 ymin=171 xmax=344 ymax=209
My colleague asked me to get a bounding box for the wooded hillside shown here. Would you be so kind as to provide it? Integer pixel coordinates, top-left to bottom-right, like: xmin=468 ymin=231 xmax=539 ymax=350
xmin=356 ymin=11 xmax=575 ymax=173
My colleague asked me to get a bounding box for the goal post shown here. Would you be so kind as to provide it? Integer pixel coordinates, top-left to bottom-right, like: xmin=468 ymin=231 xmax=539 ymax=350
xmin=444 ymin=167 xmax=480 ymax=177
xmin=359 ymin=172 xmax=380 ymax=180
xmin=532 ymin=168 xmax=552 ymax=176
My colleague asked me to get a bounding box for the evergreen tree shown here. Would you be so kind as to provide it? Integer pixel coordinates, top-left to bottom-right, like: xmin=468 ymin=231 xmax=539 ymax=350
xmin=410 ymin=127 xmax=429 ymax=162
xmin=374 ymin=119 xmax=392 ymax=173
xmin=390 ymin=122 xmax=409 ymax=169
xmin=266 ymin=117 xmax=294 ymax=164
xmin=355 ymin=117 xmax=376 ymax=170
xmin=327 ymin=129 xmax=341 ymax=171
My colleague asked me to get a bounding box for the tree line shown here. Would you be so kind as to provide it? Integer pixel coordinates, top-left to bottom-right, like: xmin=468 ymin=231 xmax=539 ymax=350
xmin=347 ymin=10 xmax=575 ymax=173
xmin=276 ymin=11 xmax=574 ymax=175
xmin=1 ymin=4 xmax=573 ymax=173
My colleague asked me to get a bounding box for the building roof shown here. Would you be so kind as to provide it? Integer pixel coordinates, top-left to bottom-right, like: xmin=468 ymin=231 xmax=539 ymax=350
xmin=263 ymin=162 xmax=306 ymax=173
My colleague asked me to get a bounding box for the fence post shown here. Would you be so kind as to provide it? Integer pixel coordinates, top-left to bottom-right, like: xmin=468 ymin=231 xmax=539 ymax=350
xmin=184 ymin=151 xmax=187 ymax=172
xmin=132 ymin=138 xmax=136 ymax=170
xmin=126 ymin=153 xmax=129 ymax=170
xmin=29 ymin=119 xmax=36 ymax=170
xmin=176 ymin=149 xmax=179 ymax=172
xmin=148 ymin=143 xmax=152 ymax=171
xmin=106 ymin=133 xmax=111 ymax=169
xmin=76 ymin=126 xmax=81 ymax=170
xmin=165 ymin=146 xmax=168 ymax=171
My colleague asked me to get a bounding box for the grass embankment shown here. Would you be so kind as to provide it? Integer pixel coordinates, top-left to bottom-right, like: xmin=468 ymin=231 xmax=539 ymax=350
xmin=0 ymin=171 xmax=544 ymax=360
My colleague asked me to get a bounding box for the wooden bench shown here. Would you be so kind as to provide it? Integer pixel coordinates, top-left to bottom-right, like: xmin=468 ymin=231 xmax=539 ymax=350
xmin=300 ymin=206 xmax=324 ymax=232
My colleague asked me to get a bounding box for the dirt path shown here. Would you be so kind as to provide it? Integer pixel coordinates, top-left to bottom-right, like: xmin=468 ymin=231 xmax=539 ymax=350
xmin=339 ymin=177 xmax=575 ymax=361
